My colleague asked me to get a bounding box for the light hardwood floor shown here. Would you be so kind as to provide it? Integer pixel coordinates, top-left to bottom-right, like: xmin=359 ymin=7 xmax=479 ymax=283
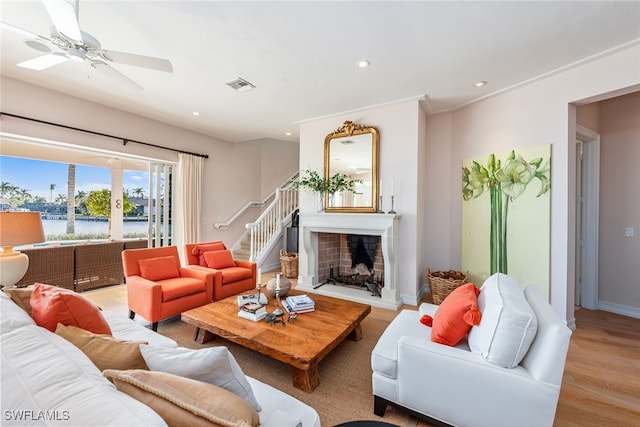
xmin=84 ymin=275 xmax=640 ymax=427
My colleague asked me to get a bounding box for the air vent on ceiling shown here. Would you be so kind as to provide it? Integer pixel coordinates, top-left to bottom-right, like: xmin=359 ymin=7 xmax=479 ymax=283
xmin=226 ymin=77 xmax=255 ymax=92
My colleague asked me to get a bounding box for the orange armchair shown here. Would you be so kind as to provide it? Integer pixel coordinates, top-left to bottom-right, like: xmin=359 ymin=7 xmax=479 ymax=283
xmin=122 ymin=246 xmax=213 ymax=331
xmin=184 ymin=241 xmax=257 ymax=301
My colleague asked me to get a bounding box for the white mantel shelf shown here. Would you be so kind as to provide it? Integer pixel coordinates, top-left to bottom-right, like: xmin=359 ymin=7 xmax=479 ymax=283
xmin=297 ymin=213 xmax=402 ymax=310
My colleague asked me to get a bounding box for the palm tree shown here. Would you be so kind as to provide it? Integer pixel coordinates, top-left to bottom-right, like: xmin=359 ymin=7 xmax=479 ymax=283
xmin=55 ymin=193 xmax=66 ymax=204
xmin=49 ymin=183 xmax=56 ymax=203
xmin=66 ymin=164 xmax=76 ymax=234
xmin=1 ymin=181 xmax=18 ymax=199
xmin=132 ymin=187 xmax=145 ymax=199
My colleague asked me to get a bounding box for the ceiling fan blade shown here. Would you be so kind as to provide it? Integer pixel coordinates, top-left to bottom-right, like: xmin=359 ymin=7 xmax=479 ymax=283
xmin=17 ymin=53 xmax=68 ymax=70
xmin=91 ymin=61 xmax=143 ymax=90
xmin=101 ymin=50 xmax=173 ymax=73
xmin=42 ymin=0 xmax=83 ymax=44
xmin=0 ymin=21 xmax=49 ymax=40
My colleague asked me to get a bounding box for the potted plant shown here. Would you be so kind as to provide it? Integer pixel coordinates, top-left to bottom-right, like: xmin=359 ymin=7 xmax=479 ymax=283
xmin=290 ymin=169 xmax=361 ymax=211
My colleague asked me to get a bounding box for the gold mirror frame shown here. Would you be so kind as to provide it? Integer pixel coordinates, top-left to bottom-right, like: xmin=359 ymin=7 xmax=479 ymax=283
xmin=324 ymin=120 xmax=379 ymax=213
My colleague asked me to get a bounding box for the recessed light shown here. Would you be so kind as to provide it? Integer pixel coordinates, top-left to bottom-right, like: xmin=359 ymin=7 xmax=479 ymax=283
xmin=475 ymin=81 xmax=487 ymax=87
xmin=358 ymin=60 xmax=370 ymax=68
xmin=192 ymin=111 xmax=200 ymax=116
xmin=285 ymin=132 xmax=291 ymax=136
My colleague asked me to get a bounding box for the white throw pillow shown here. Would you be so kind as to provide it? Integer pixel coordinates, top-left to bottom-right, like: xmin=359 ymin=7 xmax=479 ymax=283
xmin=468 ymin=273 xmax=538 ymax=368
xmin=140 ymin=344 xmax=262 ymax=412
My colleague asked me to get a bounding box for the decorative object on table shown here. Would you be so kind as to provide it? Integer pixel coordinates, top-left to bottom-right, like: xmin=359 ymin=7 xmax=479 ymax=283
xmin=289 ymin=169 xmax=362 ymax=212
xmin=377 ymin=195 xmax=384 ymax=213
xmin=237 ymin=302 xmax=266 ymax=321
xmin=283 ymin=294 xmax=315 ymax=314
xmin=287 ymin=312 xmax=297 ymax=322
xmin=264 ymin=313 xmax=285 ymax=326
xmin=427 ymin=269 xmax=469 ymax=305
xmin=236 ymin=293 xmax=267 ymax=306
xmin=280 ymin=250 xmax=298 ymax=279
xmin=0 ymin=211 xmax=45 ymax=288
xmin=265 ymin=273 xmax=291 ymax=297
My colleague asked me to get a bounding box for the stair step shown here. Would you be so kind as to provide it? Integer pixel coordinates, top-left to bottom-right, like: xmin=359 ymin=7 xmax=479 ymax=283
xmin=233 ymin=249 xmax=250 ymax=261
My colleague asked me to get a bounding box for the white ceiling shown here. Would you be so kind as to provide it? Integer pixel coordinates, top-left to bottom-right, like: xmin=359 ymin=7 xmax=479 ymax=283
xmin=1 ymin=0 xmax=639 ymax=146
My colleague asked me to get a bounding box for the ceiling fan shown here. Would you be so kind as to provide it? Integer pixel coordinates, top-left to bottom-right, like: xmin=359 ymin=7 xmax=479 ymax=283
xmin=1 ymin=0 xmax=173 ymax=90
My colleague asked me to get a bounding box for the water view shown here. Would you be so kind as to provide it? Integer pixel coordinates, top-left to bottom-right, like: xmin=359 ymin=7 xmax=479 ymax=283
xmin=42 ymin=219 xmax=153 ymax=237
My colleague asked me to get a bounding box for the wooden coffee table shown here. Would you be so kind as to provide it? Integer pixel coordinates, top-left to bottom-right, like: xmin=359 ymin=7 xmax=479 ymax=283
xmin=181 ymin=289 xmax=371 ymax=393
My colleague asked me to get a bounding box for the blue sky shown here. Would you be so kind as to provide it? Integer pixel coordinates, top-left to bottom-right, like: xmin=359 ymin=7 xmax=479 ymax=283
xmin=0 ymin=156 xmax=148 ymax=201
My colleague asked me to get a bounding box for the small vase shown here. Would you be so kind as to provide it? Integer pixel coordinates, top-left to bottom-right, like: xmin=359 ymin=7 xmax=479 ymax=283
xmin=265 ymin=273 xmax=292 ymax=297
xmin=317 ymin=192 xmax=324 ymax=212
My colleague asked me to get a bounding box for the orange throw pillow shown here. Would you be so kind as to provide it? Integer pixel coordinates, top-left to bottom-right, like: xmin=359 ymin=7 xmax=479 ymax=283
xmin=30 ymin=283 xmax=112 ymax=335
xmin=431 ymin=283 xmax=482 ymax=346
xmin=192 ymin=243 xmax=226 ymax=266
xmin=204 ymin=250 xmax=236 ymax=269
xmin=138 ymin=256 xmax=180 ymax=281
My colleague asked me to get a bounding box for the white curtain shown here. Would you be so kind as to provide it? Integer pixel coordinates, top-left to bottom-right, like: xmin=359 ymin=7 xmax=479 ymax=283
xmin=175 ymin=153 xmax=204 ymax=255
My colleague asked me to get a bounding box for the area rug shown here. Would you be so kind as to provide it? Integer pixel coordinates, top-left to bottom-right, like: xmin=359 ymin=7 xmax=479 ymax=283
xmin=159 ymin=315 xmax=428 ymax=427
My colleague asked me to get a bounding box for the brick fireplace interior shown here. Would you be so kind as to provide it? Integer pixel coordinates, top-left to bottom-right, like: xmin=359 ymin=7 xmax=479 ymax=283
xmin=317 ymin=233 xmax=384 ymax=292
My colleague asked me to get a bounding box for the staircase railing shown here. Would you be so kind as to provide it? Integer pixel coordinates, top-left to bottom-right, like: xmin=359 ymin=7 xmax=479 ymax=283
xmin=245 ymin=183 xmax=298 ymax=263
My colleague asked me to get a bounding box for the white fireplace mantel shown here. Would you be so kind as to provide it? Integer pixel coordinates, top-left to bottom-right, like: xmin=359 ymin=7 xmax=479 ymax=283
xmin=297 ymin=213 xmax=402 ymax=310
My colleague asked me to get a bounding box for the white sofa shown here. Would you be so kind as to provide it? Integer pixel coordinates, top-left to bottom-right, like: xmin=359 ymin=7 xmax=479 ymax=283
xmin=0 ymin=290 xmax=321 ymax=427
xmin=371 ymin=273 xmax=572 ymax=427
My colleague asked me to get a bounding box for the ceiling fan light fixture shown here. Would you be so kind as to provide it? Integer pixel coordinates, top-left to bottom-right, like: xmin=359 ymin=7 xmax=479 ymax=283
xmin=67 ymin=46 xmax=86 ymax=62
xmin=358 ymin=60 xmax=370 ymax=68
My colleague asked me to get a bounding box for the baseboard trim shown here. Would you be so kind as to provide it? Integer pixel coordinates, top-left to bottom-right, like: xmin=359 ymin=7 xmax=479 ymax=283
xmin=598 ymin=300 xmax=640 ymax=319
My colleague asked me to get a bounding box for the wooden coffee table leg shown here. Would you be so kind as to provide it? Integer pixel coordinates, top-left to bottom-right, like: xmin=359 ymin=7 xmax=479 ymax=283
xmin=348 ymin=323 xmax=363 ymax=341
xmin=194 ymin=327 xmax=215 ymax=344
xmin=291 ymin=364 xmax=320 ymax=393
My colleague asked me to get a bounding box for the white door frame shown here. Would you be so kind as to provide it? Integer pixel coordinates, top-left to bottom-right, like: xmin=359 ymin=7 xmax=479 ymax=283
xmin=576 ymin=125 xmax=600 ymax=310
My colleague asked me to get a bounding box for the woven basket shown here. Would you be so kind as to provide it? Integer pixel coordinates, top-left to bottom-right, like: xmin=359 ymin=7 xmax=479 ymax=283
xmin=280 ymin=249 xmax=299 ymax=279
xmin=427 ymin=268 xmax=468 ymax=305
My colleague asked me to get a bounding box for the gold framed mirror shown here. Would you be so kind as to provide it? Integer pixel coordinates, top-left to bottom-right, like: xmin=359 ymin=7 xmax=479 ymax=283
xmin=324 ymin=120 xmax=379 ymax=213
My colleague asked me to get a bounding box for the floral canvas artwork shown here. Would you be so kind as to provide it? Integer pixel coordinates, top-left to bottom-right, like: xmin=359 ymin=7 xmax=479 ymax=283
xmin=461 ymin=144 xmax=551 ymax=296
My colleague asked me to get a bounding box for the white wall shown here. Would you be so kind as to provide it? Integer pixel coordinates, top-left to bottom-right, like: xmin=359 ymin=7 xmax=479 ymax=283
xmin=0 ymin=77 xmax=299 ymax=248
xmin=425 ymin=44 xmax=640 ymax=323
xmin=299 ymin=100 xmax=424 ymax=304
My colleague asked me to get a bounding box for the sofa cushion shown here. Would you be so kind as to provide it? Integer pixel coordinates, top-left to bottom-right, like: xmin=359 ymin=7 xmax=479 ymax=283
xmin=139 ymin=256 xmax=180 ymax=281
xmin=193 ymin=242 xmax=227 ymax=266
xmin=56 ymin=323 xmax=149 ymax=371
xmin=431 ymin=283 xmax=482 ymax=346
xmin=104 ymin=369 xmax=260 ymax=427
xmin=140 ymin=345 xmax=261 ymax=412
xmin=30 ymin=283 xmax=112 ymax=335
xmin=0 ymin=290 xmax=36 ymax=334
xmin=4 ymin=286 xmax=34 ymax=315
xmin=468 ymin=273 xmax=538 ymax=368
xmin=1 ymin=325 xmax=166 ymax=426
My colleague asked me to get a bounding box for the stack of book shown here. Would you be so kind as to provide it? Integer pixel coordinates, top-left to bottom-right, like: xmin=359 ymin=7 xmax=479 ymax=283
xmin=236 ymin=293 xmax=268 ymax=306
xmin=237 ymin=302 xmax=266 ymax=321
xmin=283 ymin=294 xmax=315 ymax=314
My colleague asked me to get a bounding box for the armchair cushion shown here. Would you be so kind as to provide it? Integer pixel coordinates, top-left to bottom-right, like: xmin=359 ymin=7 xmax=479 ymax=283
xmin=220 ymin=267 xmax=253 ymax=284
xmin=204 ymin=250 xmax=237 ymax=269
xmin=161 ymin=277 xmax=208 ymax=302
xmin=468 ymin=273 xmax=538 ymax=368
xmin=30 ymin=283 xmax=112 ymax=335
xmin=192 ymin=242 xmax=226 ymax=266
xmin=139 ymin=255 xmax=180 ymax=281
xmin=431 ymin=283 xmax=481 ymax=346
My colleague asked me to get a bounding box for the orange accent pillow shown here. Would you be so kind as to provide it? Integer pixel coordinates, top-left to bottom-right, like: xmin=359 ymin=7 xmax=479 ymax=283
xmin=431 ymin=283 xmax=482 ymax=346
xmin=192 ymin=243 xmax=226 ymax=266
xmin=138 ymin=256 xmax=180 ymax=281
xmin=30 ymin=283 xmax=112 ymax=335
xmin=204 ymin=250 xmax=237 ymax=269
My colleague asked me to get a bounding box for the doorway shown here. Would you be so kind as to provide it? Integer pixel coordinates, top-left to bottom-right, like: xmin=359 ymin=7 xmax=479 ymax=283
xmin=575 ymin=125 xmax=600 ymax=310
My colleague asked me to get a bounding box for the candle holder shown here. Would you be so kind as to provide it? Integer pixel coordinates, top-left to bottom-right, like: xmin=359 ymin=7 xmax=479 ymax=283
xmin=377 ymin=195 xmax=384 ymax=213
xmin=273 ymin=288 xmax=284 ymax=316
xmin=388 ymin=196 xmax=397 ymax=214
